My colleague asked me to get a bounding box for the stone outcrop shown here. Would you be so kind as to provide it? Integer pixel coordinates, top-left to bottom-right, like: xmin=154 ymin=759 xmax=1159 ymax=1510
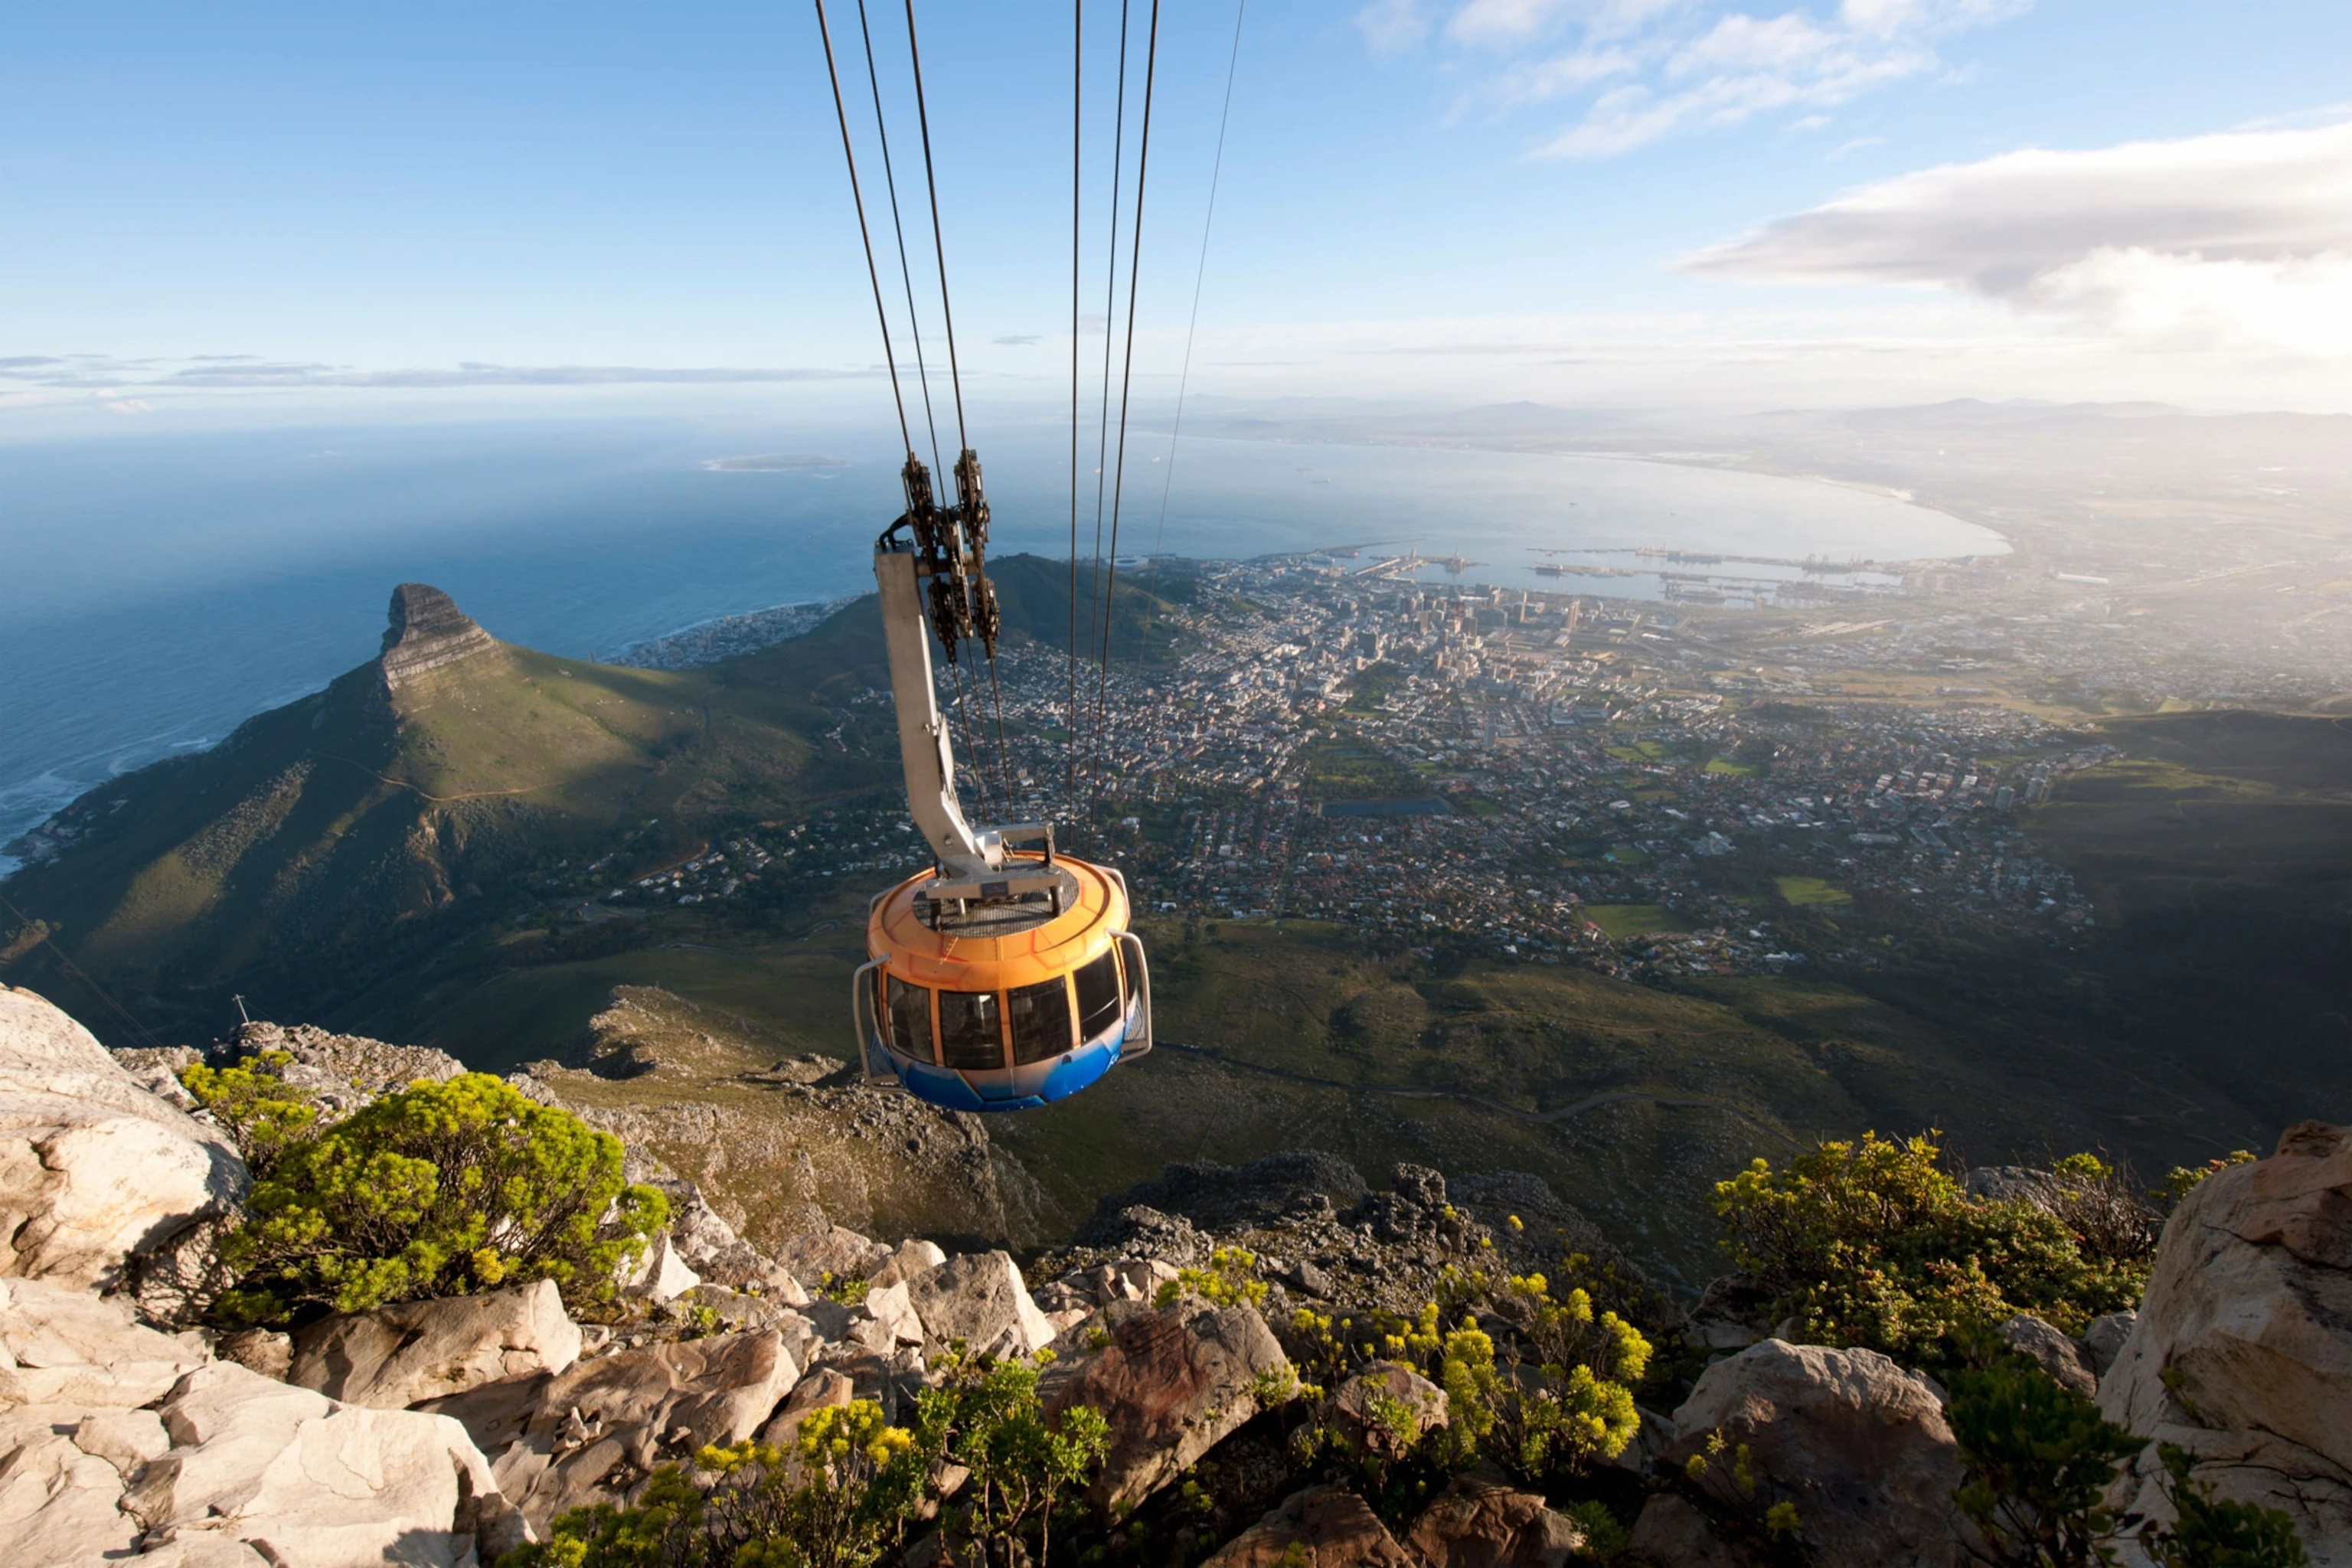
xmin=0 ymin=1276 xmax=208 ymax=1411
xmin=220 ymin=1019 xmax=465 ymax=1115
xmin=2099 ymin=1120 xmax=2352 ymax=1562
xmin=903 ymin=1250 xmax=1054 ymax=1361
xmin=379 ymin=583 xmax=498 ymax=688
xmin=126 ymin=1361 xmax=514 ymax=1568
xmin=1201 ymin=1485 xmax=1419 ymax=1567
xmin=2001 ymin=1312 xmax=2099 ymax=1397
xmin=0 ymin=987 xmax=245 ymax=1295
xmin=1406 ymin=1469 xmax=1588 ymax=1567
xmin=289 ymin=1279 xmax=583 ymax=1409
xmin=449 ymin=1329 xmax=802 ymax=1530
xmin=1635 ymin=1338 xmax=1969 ymax=1568
xmin=1046 ymin=1300 xmax=1292 ymax=1512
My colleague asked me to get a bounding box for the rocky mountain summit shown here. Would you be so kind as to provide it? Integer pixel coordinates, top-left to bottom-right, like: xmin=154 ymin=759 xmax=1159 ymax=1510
xmin=379 ymin=583 xmax=501 ymax=688
xmin=5 ymin=979 xmax=2350 ymax=1565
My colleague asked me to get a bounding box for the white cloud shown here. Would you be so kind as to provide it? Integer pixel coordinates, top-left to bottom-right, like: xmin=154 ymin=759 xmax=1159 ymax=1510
xmin=1357 ymin=0 xmax=1430 ymax=54
xmin=1384 ymin=0 xmax=2023 ymax=158
xmin=1681 ymin=120 xmax=2352 ymax=354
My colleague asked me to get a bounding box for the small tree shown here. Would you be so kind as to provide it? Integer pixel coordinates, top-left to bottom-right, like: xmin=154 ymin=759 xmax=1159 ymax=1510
xmin=920 ymin=1353 xmax=1110 ymax=1567
xmin=1949 ymin=1360 xmax=2146 ymax=1566
xmin=214 ymin=1071 xmax=666 ymax=1325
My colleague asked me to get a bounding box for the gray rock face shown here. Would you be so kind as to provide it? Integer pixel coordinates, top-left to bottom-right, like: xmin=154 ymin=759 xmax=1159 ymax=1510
xmin=125 ymin=1360 xmax=508 ymax=1568
xmin=776 ymin=1224 xmax=894 ymax=1291
xmin=903 ymin=1250 xmax=1054 ymax=1361
xmin=458 ymin=1329 xmax=802 ymax=1530
xmin=1406 ymin=1469 xmax=1587 ymax=1567
xmin=1202 ymin=1484 xmax=1419 ymax=1567
xmin=289 ymin=1279 xmax=583 ymax=1410
xmin=1046 ymin=1301 xmax=1292 ymax=1512
xmin=2080 ymin=1309 xmax=2136 ymax=1377
xmin=0 ymin=986 xmax=246 ymax=1294
xmin=2001 ymin=1312 xmax=2099 ymax=1397
xmin=2099 ymin=1120 xmax=2352 ymax=1563
xmin=222 ymin=1019 xmax=464 ymax=1116
xmin=379 ymin=583 xmax=498 ymax=687
xmin=1645 ymin=1338 xmax=1969 ymax=1568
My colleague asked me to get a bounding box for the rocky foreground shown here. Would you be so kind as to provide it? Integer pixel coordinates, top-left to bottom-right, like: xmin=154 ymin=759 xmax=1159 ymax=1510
xmin=5 ymin=979 xmax=2352 ymax=1565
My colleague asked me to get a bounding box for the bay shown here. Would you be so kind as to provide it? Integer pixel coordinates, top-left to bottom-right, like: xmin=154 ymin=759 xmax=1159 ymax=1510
xmin=0 ymin=416 xmax=2004 ymax=864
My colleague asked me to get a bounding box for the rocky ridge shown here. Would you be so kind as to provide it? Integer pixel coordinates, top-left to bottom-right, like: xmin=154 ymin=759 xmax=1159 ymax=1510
xmin=8 ymin=982 xmax=2352 ymax=1564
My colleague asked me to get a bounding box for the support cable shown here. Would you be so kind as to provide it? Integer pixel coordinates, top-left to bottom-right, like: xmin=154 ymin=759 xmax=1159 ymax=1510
xmin=854 ymin=0 xmax=943 ymax=476
xmin=812 ymin=0 xmax=913 ymax=457
xmin=0 ymin=891 xmax=172 ymax=1052
xmin=1065 ymin=0 xmax=1083 ymax=815
xmin=901 ymin=2 xmax=1014 ymax=808
xmin=1137 ymin=0 xmax=1246 ymax=660
xmin=901 ymin=0 xmax=969 ymax=459
xmin=1078 ymin=0 xmax=1134 ymax=828
xmin=1086 ymin=0 xmax=1163 ymax=835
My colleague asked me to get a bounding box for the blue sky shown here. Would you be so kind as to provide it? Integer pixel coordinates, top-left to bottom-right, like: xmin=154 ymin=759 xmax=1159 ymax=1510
xmin=6 ymin=0 xmax=2350 ymax=424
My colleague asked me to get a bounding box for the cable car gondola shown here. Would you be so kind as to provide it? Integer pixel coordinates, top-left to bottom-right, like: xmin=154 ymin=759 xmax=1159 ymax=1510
xmin=847 ymin=456 xmax=1152 ymax=1110
xmin=815 ymin=0 xmax=1155 ymax=1108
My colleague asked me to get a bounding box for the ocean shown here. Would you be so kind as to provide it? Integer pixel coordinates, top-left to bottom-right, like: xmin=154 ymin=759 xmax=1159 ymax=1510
xmin=0 ymin=415 xmax=2004 ymax=867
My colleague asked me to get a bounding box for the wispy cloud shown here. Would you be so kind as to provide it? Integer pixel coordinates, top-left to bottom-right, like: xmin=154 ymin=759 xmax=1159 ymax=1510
xmin=0 ymin=356 xmax=876 ymax=396
xmin=1363 ymin=0 xmax=2027 ymax=157
xmin=1681 ymin=119 xmax=2352 ymax=353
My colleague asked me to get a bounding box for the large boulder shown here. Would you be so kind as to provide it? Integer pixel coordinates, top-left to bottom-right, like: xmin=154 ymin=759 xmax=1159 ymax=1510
xmin=903 ymin=1250 xmax=1054 ymax=1361
xmin=2099 ymin=1120 xmax=2352 ymax=1561
xmin=453 ymin=1329 xmax=802 ymax=1530
xmin=123 ymin=1360 xmax=510 ymax=1568
xmin=0 ymin=1275 xmax=209 ymax=1410
xmin=776 ymin=1225 xmax=893 ymax=1290
xmin=289 ymin=1279 xmax=583 ymax=1410
xmin=1201 ymin=1484 xmax=1419 ymax=1567
xmin=0 ymin=987 xmax=246 ymax=1292
xmin=1406 ymin=1469 xmax=1587 ymax=1567
xmin=1637 ymin=1338 xmax=1968 ymax=1568
xmin=1044 ymin=1301 xmax=1292 ymax=1512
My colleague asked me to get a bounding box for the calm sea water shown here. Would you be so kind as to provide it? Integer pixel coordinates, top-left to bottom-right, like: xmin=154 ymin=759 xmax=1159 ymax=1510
xmin=0 ymin=416 xmax=2003 ymax=866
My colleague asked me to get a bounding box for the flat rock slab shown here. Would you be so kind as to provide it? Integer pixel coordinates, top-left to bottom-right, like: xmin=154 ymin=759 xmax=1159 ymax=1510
xmin=0 ymin=1275 xmax=208 ymax=1410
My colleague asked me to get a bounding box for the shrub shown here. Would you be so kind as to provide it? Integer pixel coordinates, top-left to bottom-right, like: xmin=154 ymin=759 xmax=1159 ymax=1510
xmin=514 ymin=1403 xmax=928 ymax=1568
xmin=921 ymin=1351 xmax=1112 ymax=1564
xmin=1950 ymin=1359 xmax=2147 ymax=1566
xmin=2141 ymin=1443 xmax=2309 ymax=1568
xmin=1155 ymin=1246 xmax=1269 ymax=1311
xmin=214 ymin=1072 xmax=666 ymax=1326
xmin=2154 ymin=1152 xmax=2258 ymax=1214
xmin=1713 ymin=1132 xmax=2146 ymax=1362
xmin=180 ymin=1051 xmax=322 ymax=1179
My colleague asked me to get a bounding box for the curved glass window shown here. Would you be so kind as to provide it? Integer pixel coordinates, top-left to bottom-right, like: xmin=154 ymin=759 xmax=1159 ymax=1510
xmin=1009 ymin=977 xmax=1074 ymax=1065
xmin=884 ymin=975 xmax=934 ymax=1064
xmin=1073 ymin=950 xmax=1124 ymax=1041
xmin=938 ymin=989 xmax=1005 ymax=1071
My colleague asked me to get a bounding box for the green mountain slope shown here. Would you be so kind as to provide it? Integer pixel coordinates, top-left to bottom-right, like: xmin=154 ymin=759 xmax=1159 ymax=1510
xmin=0 ymin=555 xmax=1184 ymax=1040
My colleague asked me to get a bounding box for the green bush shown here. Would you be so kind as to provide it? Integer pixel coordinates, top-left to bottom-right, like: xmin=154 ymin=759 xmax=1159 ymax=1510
xmin=1713 ymin=1132 xmax=2148 ymax=1363
xmin=511 ymin=1357 xmax=1109 ymax=1568
xmin=180 ymin=1050 xmax=322 ymax=1179
xmin=515 ymin=1403 xmax=927 ymax=1568
xmin=212 ymin=1072 xmax=666 ymax=1326
xmin=1950 ymin=1359 xmax=2146 ymax=1566
xmin=2142 ymin=1443 xmax=2309 ymax=1568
